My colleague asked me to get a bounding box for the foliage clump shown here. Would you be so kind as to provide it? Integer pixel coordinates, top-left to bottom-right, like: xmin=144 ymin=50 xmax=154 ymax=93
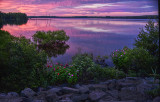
xmin=111 ymin=19 xmax=159 ymax=76
xmin=71 ymin=53 xmax=125 ymax=83
xmin=0 ymin=30 xmax=47 ymax=92
xmin=33 ymin=30 xmax=70 ymax=45
xmin=134 ymin=20 xmax=159 ymax=57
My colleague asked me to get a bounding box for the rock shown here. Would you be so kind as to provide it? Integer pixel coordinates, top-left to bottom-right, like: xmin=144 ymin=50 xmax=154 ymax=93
xmin=98 ymin=90 xmax=119 ymax=102
xmin=59 ymin=97 xmax=73 ymax=102
xmin=62 ymin=87 xmax=79 ymax=94
xmin=71 ymin=94 xmax=88 ymax=102
xmin=99 ymin=100 xmax=136 ymax=102
xmin=125 ymin=77 xmax=142 ymax=84
xmin=33 ymin=100 xmax=46 ymax=102
xmin=21 ymin=88 xmax=36 ymax=97
xmin=22 ymin=97 xmax=33 ymax=102
xmin=119 ymin=87 xmax=148 ymax=102
xmin=107 ymin=90 xmax=119 ymax=99
xmin=85 ymin=100 xmax=91 ymax=102
xmin=89 ymin=90 xmax=106 ymax=101
xmin=137 ymin=83 xmax=159 ymax=94
xmin=108 ymin=79 xmax=117 ymax=90
xmin=79 ymin=86 xmax=89 ymax=94
xmin=153 ymin=96 xmax=160 ymax=102
xmin=45 ymin=93 xmax=58 ymax=102
xmin=99 ymin=95 xmax=118 ymax=102
xmin=7 ymin=92 xmax=19 ymax=97
xmin=47 ymin=87 xmax=62 ymax=95
xmin=0 ymin=97 xmax=23 ymax=102
xmin=117 ymin=82 xmax=135 ymax=90
xmin=59 ymin=93 xmax=73 ymax=100
xmin=74 ymin=84 xmax=81 ymax=89
xmin=88 ymin=84 xmax=107 ymax=91
xmin=0 ymin=93 xmax=7 ymax=98
xmin=34 ymin=92 xmax=46 ymax=100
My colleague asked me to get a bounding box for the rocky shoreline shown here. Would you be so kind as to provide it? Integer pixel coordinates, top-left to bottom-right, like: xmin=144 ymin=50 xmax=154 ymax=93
xmin=0 ymin=77 xmax=160 ymax=102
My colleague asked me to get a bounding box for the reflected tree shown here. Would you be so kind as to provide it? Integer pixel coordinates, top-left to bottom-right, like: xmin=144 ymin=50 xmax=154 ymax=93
xmin=38 ymin=41 xmax=69 ymax=57
xmin=33 ymin=30 xmax=70 ymax=57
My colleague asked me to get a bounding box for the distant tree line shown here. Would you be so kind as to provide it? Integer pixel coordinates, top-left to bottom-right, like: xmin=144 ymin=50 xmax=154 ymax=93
xmin=0 ymin=12 xmax=28 ymax=29
xmin=28 ymin=15 xmax=158 ymax=19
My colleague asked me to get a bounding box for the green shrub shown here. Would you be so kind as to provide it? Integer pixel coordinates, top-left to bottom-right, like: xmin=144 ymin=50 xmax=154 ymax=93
xmin=134 ymin=19 xmax=159 ymax=57
xmin=87 ymin=65 xmax=125 ymax=80
xmin=72 ymin=53 xmax=94 ymax=82
xmin=0 ymin=30 xmax=47 ymax=92
xmin=32 ymin=30 xmax=70 ymax=57
xmin=95 ymin=55 xmax=108 ymax=66
xmin=40 ymin=63 xmax=79 ymax=85
xmin=134 ymin=19 xmax=159 ymax=73
xmin=33 ymin=30 xmax=69 ymax=45
xmin=112 ymin=47 xmax=156 ymax=76
xmin=127 ymin=48 xmax=156 ymax=76
xmin=127 ymin=70 xmax=137 ymax=77
xmin=111 ymin=46 xmax=130 ymax=73
xmin=0 ymin=30 xmax=15 ymax=68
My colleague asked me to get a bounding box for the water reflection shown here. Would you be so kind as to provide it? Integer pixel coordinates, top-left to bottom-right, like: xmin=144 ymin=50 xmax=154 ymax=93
xmin=38 ymin=41 xmax=70 ymax=57
xmin=0 ymin=18 xmax=28 ymax=29
xmin=2 ymin=18 xmax=148 ymax=65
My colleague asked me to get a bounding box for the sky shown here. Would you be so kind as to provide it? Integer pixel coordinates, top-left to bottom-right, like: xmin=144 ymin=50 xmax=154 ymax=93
xmin=0 ymin=0 xmax=158 ymax=16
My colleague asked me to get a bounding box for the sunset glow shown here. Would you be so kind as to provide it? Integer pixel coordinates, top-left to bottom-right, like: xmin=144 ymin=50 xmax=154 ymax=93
xmin=0 ymin=0 xmax=158 ymax=16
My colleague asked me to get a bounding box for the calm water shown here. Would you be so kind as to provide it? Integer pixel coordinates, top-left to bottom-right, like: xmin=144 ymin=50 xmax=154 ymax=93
xmin=2 ymin=18 xmax=149 ymax=66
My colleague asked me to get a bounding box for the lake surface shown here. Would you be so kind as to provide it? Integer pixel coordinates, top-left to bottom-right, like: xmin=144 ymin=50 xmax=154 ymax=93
xmin=2 ymin=18 xmax=149 ymax=66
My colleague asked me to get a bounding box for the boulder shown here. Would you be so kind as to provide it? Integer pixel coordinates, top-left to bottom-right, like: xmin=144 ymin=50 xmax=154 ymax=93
xmin=32 ymin=100 xmax=46 ymax=102
xmin=119 ymin=87 xmax=148 ymax=102
xmin=153 ymin=96 xmax=160 ymax=102
xmin=98 ymin=95 xmax=118 ymax=102
xmin=59 ymin=97 xmax=73 ymax=102
xmin=0 ymin=97 xmax=23 ymax=102
xmin=88 ymin=84 xmax=107 ymax=91
xmin=59 ymin=93 xmax=73 ymax=100
xmin=99 ymin=100 xmax=136 ymax=102
xmin=107 ymin=90 xmax=119 ymax=99
xmin=71 ymin=94 xmax=88 ymax=102
xmin=34 ymin=92 xmax=46 ymax=100
xmin=108 ymin=79 xmax=117 ymax=90
xmin=74 ymin=84 xmax=81 ymax=89
xmin=21 ymin=88 xmax=36 ymax=97
xmin=79 ymin=86 xmax=89 ymax=94
xmin=89 ymin=90 xmax=106 ymax=101
xmin=125 ymin=77 xmax=143 ymax=85
xmin=137 ymin=83 xmax=159 ymax=94
xmin=62 ymin=87 xmax=79 ymax=94
xmin=47 ymin=87 xmax=62 ymax=95
xmin=45 ymin=93 xmax=58 ymax=102
xmin=0 ymin=93 xmax=7 ymax=98
xmin=22 ymin=97 xmax=33 ymax=102
xmin=7 ymin=92 xmax=19 ymax=97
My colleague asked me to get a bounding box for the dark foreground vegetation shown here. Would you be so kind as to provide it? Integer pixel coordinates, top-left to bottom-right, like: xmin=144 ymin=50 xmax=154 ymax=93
xmin=0 ymin=19 xmax=159 ymax=98
xmin=0 ymin=12 xmax=28 ymax=29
